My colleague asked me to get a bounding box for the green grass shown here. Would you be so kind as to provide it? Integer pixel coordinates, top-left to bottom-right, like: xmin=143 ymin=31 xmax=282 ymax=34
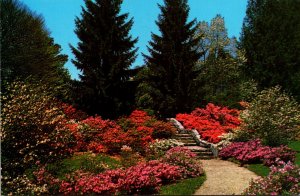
xmin=246 ymin=140 xmax=300 ymax=177
xmin=159 ymin=175 xmax=206 ymax=195
xmin=288 ymin=140 xmax=300 ymax=166
xmin=247 ymin=164 xmax=270 ymax=177
xmin=45 ymin=152 xmax=121 ymax=179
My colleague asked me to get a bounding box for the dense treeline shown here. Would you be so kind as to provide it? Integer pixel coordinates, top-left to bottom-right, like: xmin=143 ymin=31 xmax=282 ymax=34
xmin=1 ymin=0 xmax=300 ymax=118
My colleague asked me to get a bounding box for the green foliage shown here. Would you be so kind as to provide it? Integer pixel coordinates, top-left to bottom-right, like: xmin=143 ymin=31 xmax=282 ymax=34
xmin=194 ymin=15 xmax=246 ymax=108
xmin=196 ymin=55 xmax=243 ymax=108
xmin=71 ymin=0 xmax=137 ymax=119
xmin=0 ymin=0 xmax=71 ymax=99
xmin=241 ymin=0 xmax=300 ymax=100
xmin=1 ymin=81 xmax=74 ymax=179
xmin=137 ymin=0 xmax=202 ymax=117
xmin=247 ymin=164 xmax=270 ymax=177
xmin=288 ymin=141 xmax=300 ymax=166
xmin=45 ymin=153 xmax=121 ymax=179
xmin=239 ymin=86 xmax=300 ymax=146
xmin=159 ymin=175 xmax=206 ymax=195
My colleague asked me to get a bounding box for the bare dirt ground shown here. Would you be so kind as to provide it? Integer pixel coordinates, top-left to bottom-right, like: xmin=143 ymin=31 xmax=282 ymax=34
xmin=194 ymin=159 xmax=258 ymax=195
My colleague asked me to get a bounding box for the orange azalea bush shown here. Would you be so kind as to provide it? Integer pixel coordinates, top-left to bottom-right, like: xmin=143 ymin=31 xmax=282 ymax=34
xmin=176 ymin=103 xmax=241 ymax=143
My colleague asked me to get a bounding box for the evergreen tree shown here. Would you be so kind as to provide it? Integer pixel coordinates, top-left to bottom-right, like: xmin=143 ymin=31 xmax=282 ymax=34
xmin=70 ymin=0 xmax=137 ymax=118
xmin=241 ymin=0 xmax=300 ymax=99
xmin=137 ymin=0 xmax=202 ymax=117
xmin=1 ymin=0 xmax=70 ymax=98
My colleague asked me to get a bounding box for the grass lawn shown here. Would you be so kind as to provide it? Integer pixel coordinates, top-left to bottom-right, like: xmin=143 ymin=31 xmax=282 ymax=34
xmin=159 ymin=175 xmax=206 ymax=195
xmin=288 ymin=140 xmax=300 ymax=166
xmin=247 ymin=164 xmax=270 ymax=177
xmin=41 ymin=153 xmax=121 ymax=179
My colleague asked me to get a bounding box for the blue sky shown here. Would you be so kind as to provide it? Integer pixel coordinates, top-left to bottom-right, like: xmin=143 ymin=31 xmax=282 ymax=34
xmin=21 ymin=0 xmax=247 ymax=79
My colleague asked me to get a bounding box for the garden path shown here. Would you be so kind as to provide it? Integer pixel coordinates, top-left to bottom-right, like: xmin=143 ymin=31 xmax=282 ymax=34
xmin=194 ymin=159 xmax=258 ymax=195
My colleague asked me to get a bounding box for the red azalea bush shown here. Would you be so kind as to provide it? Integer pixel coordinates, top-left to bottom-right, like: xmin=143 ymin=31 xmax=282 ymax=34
xmin=162 ymin=147 xmax=204 ymax=178
xmin=244 ymin=160 xmax=300 ymax=195
xmin=176 ymin=103 xmax=240 ymax=143
xmin=63 ymin=116 xmax=132 ymax=154
xmin=118 ymin=110 xmax=176 ymax=153
xmin=59 ymin=102 xmax=88 ymax=121
xmin=219 ymin=139 xmax=296 ymax=166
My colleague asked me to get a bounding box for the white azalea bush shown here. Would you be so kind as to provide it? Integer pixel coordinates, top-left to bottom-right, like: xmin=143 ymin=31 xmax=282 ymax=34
xmin=146 ymin=139 xmax=184 ymax=160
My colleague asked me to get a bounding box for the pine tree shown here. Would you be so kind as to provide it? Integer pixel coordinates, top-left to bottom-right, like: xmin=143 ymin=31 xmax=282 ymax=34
xmin=70 ymin=0 xmax=137 ymax=118
xmin=240 ymin=0 xmax=300 ymax=99
xmin=1 ymin=0 xmax=70 ymax=98
xmin=137 ymin=0 xmax=202 ymax=117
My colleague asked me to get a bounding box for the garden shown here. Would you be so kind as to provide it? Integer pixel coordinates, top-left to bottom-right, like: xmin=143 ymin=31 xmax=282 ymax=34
xmin=2 ymin=81 xmax=300 ymax=195
xmin=2 ymin=0 xmax=300 ymax=195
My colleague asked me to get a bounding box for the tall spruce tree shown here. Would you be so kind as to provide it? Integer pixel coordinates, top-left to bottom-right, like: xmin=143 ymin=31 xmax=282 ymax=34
xmin=241 ymin=0 xmax=300 ymax=99
xmin=70 ymin=0 xmax=137 ymax=118
xmin=137 ymin=0 xmax=202 ymax=117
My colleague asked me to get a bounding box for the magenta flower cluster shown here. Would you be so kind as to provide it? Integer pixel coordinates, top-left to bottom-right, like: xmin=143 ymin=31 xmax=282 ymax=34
xmin=59 ymin=161 xmax=182 ymax=194
xmin=244 ymin=159 xmax=300 ymax=195
xmin=219 ymin=139 xmax=296 ymax=166
xmin=58 ymin=147 xmax=203 ymax=194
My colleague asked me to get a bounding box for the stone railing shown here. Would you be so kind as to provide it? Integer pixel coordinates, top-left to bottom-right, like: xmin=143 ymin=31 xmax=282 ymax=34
xmin=168 ymin=118 xmax=218 ymax=157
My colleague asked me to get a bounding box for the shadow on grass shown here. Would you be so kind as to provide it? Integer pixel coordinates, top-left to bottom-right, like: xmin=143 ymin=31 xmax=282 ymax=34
xmin=159 ymin=174 xmax=206 ymax=195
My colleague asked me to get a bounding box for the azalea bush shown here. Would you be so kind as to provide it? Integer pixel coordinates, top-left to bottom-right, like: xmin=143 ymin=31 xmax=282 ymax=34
xmin=59 ymin=160 xmax=183 ymax=195
xmin=176 ymin=103 xmax=240 ymax=143
xmin=244 ymin=160 xmax=300 ymax=195
xmin=120 ymin=145 xmax=144 ymax=168
xmin=163 ymin=147 xmax=204 ymax=178
xmin=219 ymin=139 xmax=296 ymax=166
xmin=1 ymin=81 xmax=75 ymax=181
xmin=239 ymin=86 xmax=300 ymax=146
xmin=146 ymin=139 xmax=184 ymax=160
xmin=118 ymin=110 xmax=176 ymax=154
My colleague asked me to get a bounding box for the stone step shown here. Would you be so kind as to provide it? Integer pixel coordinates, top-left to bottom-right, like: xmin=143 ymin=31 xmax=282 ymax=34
xmin=175 ymin=133 xmax=192 ymax=137
xmin=197 ymin=155 xmax=214 ymax=160
xmin=184 ymin=146 xmax=209 ymax=151
xmin=176 ymin=139 xmax=195 ymax=143
xmin=194 ymin=151 xmax=213 ymax=156
xmin=184 ymin=143 xmax=198 ymax=146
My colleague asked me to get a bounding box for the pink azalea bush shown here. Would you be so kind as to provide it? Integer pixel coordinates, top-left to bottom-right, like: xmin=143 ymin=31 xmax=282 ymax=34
xmin=244 ymin=159 xmax=300 ymax=195
xmin=219 ymin=139 xmax=296 ymax=166
xmin=162 ymin=147 xmax=204 ymax=178
xmin=59 ymin=160 xmax=182 ymax=195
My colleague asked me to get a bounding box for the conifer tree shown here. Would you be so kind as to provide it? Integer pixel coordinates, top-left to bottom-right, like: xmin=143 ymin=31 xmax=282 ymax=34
xmin=241 ymin=0 xmax=300 ymax=99
xmin=137 ymin=0 xmax=202 ymax=117
xmin=70 ymin=0 xmax=137 ymax=118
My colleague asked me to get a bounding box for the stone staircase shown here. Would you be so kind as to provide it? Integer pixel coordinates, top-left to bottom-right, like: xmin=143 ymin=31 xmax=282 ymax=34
xmin=174 ymin=132 xmax=214 ymax=159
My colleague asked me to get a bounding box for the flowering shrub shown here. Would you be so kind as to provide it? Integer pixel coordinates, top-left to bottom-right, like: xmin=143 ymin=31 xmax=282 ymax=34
xmin=176 ymin=103 xmax=240 ymax=143
xmin=117 ymin=110 xmax=176 ymax=154
xmin=239 ymin=86 xmax=300 ymax=146
xmin=1 ymin=81 xmax=75 ymax=180
xmin=163 ymin=147 xmax=204 ymax=178
xmin=120 ymin=145 xmax=144 ymax=168
xmin=3 ymin=174 xmax=49 ymax=195
xmin=59 ymin=102 xmax=88 ymax=121
xmin=244 ymin=160 xmax=300 ymax=195
xmin=151 ymin=121 xmax=177 ymax=139
xmin=146 ymin=139 xmax=184 ymax=160
xmin=219 ymin=139 xmax=296 ymax=166
xmin=121 ymin=160 xmax=182 ymax=194
xmin=59 ymin=161 xmax=182 ymax=195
